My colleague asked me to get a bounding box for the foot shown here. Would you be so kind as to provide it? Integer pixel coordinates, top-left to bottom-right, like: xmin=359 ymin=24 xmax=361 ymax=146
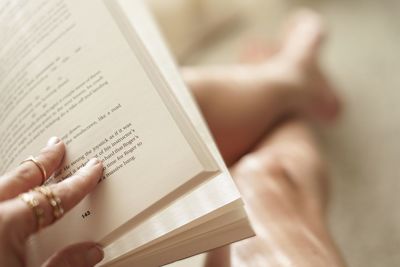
xmin=241 ymin=9 xmax=341 ymax=122
xmin=184 ymin=9 xmax=342 ymax=165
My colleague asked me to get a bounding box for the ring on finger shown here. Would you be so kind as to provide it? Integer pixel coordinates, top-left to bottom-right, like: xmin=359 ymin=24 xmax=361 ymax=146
xmin=34 ymin=186 xmax=64 ymax=221
xmin=21 ymin=156 xmax=47 ymax=185
xmin=19 ymin=192 xmax=45 ymax=231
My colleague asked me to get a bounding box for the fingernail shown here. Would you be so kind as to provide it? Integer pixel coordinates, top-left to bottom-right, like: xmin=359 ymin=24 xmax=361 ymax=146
xmin=85 ymin=245 xmax=104 ymax=265
xmin=86 ymin=158 xmax=100 ymax=167
xmin=46 ymin=136 xmax=60 ymax=147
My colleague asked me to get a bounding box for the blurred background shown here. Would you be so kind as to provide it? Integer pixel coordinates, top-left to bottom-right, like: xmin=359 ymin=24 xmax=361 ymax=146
xmin=147 ymin=0 xmax=400 ymax=266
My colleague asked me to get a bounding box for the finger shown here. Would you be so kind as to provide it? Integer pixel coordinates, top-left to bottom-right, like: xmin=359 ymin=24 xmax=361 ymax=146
xmin=0 ymin=158 xmax=103 ymax=240
xmin=0 ymin=137 xmax=65 ymax=201
xmin=43 ymin=242 xmax=104 ymax=267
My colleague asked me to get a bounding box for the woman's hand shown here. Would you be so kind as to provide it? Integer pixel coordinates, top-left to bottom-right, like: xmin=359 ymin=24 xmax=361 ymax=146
xmin=0 ymin=137 xmax=104 ymax=267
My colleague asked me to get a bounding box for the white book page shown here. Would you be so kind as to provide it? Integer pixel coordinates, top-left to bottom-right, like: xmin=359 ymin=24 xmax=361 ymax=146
xmin=97 ymin=1 xmax=248 ymax=265
xmin=0 ymin=0 xmax=217 ymax=264
xmin=101 ymin=173 xmax=242 ymax=265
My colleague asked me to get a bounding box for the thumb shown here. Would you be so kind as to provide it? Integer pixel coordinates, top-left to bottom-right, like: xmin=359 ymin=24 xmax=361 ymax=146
xmin=43 ymin=242 xmax=104 ymax=267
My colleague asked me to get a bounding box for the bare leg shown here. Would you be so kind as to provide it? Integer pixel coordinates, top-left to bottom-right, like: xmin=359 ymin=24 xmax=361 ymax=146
xmin=206 ymin=119 xmax=346 ymax=267
xmin=183 ymin=10 xmax=341 ymax=165
xmin=182 ymin=9 xmax=346 ymax=267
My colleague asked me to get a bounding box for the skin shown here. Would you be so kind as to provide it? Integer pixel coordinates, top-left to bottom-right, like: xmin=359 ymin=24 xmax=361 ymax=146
xmin=204 ymin=120 xmax=347 ymax=267
xmin=183 ymin=9 xmax=346 ymax=267
xmin=0 ymin=137 xmax=105 ymax=267
xmin=183 ymin=10 xmax=340 ymax=166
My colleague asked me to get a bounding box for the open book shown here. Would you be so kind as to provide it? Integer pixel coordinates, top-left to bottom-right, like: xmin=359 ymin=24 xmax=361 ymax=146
xmin=0 ymin=0 xmax=253 ymax=266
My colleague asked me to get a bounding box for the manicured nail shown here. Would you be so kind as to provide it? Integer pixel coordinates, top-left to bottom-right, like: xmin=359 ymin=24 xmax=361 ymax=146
xmin=86 ymin=158 xmax=100 ymax=167
xmin=85 ymin=245 xmax=104 ymax=265
xmin=46 ymin=136 xmax=60 ymax=147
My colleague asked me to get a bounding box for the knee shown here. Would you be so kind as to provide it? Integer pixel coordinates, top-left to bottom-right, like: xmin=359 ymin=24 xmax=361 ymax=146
xmin=233 ymin=146 xmax=327 ymax=189
xmin=233 ymin=152 xmax=293 ymax=185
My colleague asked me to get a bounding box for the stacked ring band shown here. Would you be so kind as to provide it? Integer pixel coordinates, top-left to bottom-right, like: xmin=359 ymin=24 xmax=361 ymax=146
xmin=34 ymin=186 xmax=64 ymax=220
xmin=19 ymin=192 xmax=45 ymax=230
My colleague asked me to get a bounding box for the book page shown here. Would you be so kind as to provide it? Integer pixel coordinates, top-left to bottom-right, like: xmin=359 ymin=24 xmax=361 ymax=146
xmin=97 ymin=2 xmax=249 ymax=265
xmin=0 ymin=0 xmax=217 ymax=263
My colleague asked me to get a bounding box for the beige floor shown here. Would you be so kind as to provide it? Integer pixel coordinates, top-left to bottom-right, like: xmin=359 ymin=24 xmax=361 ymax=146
xmin=166 ymin=0 xmax=400 ymax=266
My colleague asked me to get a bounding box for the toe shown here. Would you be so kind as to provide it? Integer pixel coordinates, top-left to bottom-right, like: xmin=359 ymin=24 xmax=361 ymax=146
xmin=281 ymin=9 xmax=326 ymax=65
xmin=239 ymin=39 xmax=279 ymax=64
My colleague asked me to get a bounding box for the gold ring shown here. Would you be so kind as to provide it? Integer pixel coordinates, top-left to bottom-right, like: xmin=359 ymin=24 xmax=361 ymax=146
xmin=19 ymin=192 xmax=45 ymax=231
xmin=34 ymin=186 xmax=64 ymax=220
xmin=21 ymin=156 xmax=47 ymax=185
